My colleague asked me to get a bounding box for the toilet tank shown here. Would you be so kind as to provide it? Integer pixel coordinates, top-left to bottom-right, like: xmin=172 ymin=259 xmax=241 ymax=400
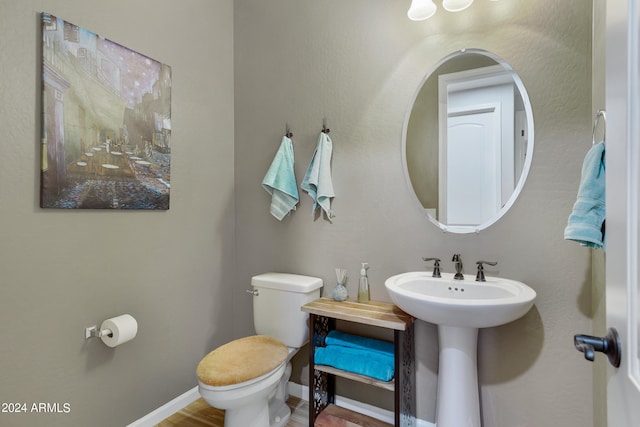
xmin=251 ymin=273 xmax=323 ymax=348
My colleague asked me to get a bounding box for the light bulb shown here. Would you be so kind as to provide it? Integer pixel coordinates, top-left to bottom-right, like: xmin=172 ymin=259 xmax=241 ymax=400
xmin=407 ymin=0 xmax=437 ymax=21
xmin=443 ymin=0 xmax=474 ymax=12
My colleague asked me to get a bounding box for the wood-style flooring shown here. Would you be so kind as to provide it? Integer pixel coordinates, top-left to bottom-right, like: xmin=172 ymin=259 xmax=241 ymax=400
xmin=155 ymin=396 xmax=308 ymax=427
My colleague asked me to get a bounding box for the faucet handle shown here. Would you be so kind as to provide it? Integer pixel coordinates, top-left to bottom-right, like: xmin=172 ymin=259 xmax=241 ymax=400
xmin=422 ymin=257 xmax=441 ymax=278
xmin=475 ymin=260 xmax=498 ymax=282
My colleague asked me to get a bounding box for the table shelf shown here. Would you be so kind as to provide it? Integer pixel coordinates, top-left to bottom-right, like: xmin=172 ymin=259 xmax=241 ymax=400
xmin=302 ymin=298 xmax=416 ymax=427
xmin=314 ymin=404 xmax=393 ymax=427
xmin=313 ymin=364 xmax=395 ymax=392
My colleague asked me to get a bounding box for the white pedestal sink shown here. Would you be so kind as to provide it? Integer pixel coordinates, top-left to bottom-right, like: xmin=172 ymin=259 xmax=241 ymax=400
xmin=385 ymin=271 xmax=536 ymax=427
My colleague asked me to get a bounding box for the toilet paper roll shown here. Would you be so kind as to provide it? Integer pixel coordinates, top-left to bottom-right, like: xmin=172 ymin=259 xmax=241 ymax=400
xmin=100 ymin=314 xmax=138 ymax=348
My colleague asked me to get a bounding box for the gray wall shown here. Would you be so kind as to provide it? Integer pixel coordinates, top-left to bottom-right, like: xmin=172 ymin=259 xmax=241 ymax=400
xmin=234 ymin=0 xmax=594 ymax=425
xmin=0 ymin=1 xmax=234 ymax=426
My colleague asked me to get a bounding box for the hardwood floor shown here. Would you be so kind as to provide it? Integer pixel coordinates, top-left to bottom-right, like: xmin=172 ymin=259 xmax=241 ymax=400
xmin=155 ymin=396 xmax=308 ymax=427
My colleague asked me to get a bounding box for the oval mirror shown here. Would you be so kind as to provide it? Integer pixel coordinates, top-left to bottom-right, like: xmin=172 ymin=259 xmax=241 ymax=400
xmin=402 ymin=49 xmax=534 ymax=233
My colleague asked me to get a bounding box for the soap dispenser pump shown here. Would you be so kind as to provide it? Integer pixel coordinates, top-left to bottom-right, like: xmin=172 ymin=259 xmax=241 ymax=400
xmin=357 ymin=262 xmax=370 ymax=303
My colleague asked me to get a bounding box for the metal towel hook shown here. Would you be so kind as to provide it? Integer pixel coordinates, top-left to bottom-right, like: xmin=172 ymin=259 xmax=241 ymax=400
xmin=285 ymin=123 xmax=293 ymax=138
xmin=322 ymin=118 xmax=330 ymax=134
xmin=592 ymin=109 xmax=606 ymax=145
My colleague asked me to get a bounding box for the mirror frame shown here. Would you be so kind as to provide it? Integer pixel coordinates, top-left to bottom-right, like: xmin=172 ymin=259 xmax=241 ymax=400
xmin=401 ymin=48 xmax=535 ymax=233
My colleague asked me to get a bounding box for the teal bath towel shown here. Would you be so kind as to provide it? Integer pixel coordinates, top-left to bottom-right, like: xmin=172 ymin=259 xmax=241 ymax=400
xmin=564 ymin=141 xmax=606 ymax=250
xmin=301 ymin=132 xmax=335 ymax=222
xmin=323 ymin=330 xmax=394 ymax=357
xmin=262 ymin=136 xmax=299 ymax=220
xmin=314 ymin=345 xmax=394 ymax=382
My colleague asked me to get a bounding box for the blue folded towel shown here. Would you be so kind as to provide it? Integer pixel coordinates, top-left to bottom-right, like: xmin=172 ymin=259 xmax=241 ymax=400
xmin=262 ymin=136 xmax=299 ymax=221
xmin=324 ymin=330 xmax=394 ymax=357
xmin=564 ymin=141 xmax=606 ymax=250
xmin=314 ymin=345 xmax=394 ymax=382
xmin=301 ymin=132 xmax=335 ymax=222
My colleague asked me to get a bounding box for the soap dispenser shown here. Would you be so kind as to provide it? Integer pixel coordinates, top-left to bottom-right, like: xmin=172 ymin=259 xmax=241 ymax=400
xmin=357 ymin=263 xmax=370 ymax=303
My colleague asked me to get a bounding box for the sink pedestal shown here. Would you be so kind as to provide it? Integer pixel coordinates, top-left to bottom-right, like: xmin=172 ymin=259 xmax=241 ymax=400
xmin=437 ymin=325 xmax=481 ymax=427
xmin=385 ymin=271 xmax=537 ymax=427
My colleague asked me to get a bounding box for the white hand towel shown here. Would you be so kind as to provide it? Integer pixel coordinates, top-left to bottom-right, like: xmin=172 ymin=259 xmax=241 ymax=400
xmin=262 ymin=136 xmax=299 ymax=220
xmin=301 ymin=132 xmax=335 ymax=222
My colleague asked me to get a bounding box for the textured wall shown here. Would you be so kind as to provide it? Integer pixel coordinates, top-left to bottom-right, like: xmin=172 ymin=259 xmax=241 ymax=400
xmin=0 ymin=1 xmax=234 ymax=426
xmin=234 ymin=0 xmax=594 ymax=425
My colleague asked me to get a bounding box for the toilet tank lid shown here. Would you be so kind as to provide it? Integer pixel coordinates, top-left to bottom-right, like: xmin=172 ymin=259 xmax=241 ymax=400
xmin=252 ymin=273 xmax=323 ymax=293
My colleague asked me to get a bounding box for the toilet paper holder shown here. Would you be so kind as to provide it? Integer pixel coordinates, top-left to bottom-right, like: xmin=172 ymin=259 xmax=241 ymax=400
xmin=84 ymin=325 xmax=113 ymax=340
xmin=84 ymin=314 xmax=138 ymax=347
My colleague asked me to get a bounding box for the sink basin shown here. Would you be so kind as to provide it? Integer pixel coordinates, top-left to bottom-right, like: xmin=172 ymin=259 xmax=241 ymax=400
xmin=385 ymin=271 xmax=536 ymax=328
xmin=385 ymin=271 xmax=536 ymax=427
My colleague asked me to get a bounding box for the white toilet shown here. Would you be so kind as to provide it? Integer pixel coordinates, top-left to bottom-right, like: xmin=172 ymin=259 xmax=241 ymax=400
xmin=197 ymin=272 xmax=322 ymax=427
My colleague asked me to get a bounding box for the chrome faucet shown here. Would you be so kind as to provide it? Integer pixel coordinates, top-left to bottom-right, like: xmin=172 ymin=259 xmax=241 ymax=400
xmin=452 ymin=254 xmax=464 ymax=280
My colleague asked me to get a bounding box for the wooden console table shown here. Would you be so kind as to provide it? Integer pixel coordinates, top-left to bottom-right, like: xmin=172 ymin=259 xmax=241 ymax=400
xmin=301 ymin=298 xmax=416 ymax=426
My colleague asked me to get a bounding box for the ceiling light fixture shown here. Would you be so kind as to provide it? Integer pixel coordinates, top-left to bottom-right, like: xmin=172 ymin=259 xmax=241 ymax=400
xmin=409 ymin=0 xmax=497 ymax=21
xmin=407 ymin=0 xmax=437 ymax=21
xmin=442 ymin=0 xmax=474 ymax=12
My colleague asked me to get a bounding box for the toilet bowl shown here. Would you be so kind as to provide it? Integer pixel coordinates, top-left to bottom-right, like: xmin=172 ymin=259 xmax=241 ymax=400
xmin=197 ymin=335 xmax=293 ymax=427
xmin=196 ymin=273 xmax=323 ymax=427
xmin=198 ymin=362 xmax=286 ymax=427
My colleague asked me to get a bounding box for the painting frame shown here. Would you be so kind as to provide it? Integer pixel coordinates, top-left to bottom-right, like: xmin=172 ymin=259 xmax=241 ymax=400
xmin=41 ymin=13 xmax=172 ymax=209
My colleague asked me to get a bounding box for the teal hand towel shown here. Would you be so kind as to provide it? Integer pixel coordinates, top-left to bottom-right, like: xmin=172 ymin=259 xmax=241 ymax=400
xmin=564 ymin=141 xmax=606 ymax=250
xmin=314 ymin=345 xmax=394 ymax=382
xmin=301 ymin=132 xmax=335 ymax=222
xmin=323 ymin=330 xmax=394 ymax=357
xmin=262 ymin=136 xmax=299 ymax=220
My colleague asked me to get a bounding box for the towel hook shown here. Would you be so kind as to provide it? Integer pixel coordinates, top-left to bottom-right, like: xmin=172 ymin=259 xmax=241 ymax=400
xmin=285 ymin=123 xmax=293 ymax=138
xmin=592 ymin=109 xmax=606 ymax=145
xmin=322 ymin=118 xmax=330 ymax=134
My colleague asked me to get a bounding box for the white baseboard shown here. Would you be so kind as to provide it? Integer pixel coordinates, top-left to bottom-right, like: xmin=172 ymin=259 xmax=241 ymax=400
xmin=126 ymin=386 xmax=200 ymax=427
xmin=127 ymin=382 xmax=435 ymax=427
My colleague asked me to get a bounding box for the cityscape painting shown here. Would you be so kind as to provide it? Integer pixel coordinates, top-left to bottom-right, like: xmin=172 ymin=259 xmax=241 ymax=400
xmin=41 ymin=13 xmax=171 ymax=209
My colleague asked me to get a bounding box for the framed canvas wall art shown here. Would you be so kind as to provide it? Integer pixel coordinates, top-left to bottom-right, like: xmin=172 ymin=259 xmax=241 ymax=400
xmin=41 ymin=13 xmax=172 ymax=209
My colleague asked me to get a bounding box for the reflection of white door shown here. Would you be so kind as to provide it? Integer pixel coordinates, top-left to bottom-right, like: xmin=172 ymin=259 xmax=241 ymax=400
xmin=438 ymin=66 xmax=516 ymax=227
xmin=443 ymin=105 xmax=500 ymax=225
xmin=606 ymin=0 xmax=640 ymax=425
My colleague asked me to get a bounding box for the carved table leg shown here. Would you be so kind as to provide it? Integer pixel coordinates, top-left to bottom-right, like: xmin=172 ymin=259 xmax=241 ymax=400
xmin=309 ymin=314 xmax=335 ymax=426
xmin=395 ymin=323 xmax=416 ymax=427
